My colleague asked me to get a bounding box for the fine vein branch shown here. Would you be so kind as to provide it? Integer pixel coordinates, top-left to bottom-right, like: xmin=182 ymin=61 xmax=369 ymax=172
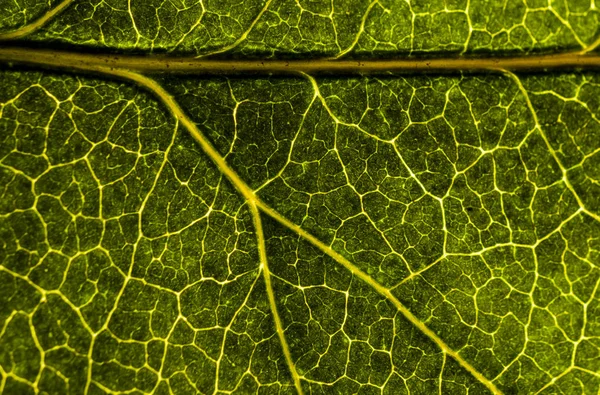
xmin=1 ymin=46 xmax=600 ymax=74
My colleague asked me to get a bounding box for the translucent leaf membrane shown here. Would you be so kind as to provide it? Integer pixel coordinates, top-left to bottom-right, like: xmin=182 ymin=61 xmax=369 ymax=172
xmin=15 ymin=0 xmax=600 ymax=56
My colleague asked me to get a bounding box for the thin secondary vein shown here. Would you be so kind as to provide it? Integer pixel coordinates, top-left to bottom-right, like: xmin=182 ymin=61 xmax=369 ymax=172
xmin=213 ymin=269 xmax=262 ymax=394
xmin=335 ymin=0 xmax=381 ymax=59
xmin=199 ymin=0 xmax=274 ymax=58
xmin=581 ymin=35 xmax=600 ymax=54
xmin=4 ymin=56 xmax=502 ymax=393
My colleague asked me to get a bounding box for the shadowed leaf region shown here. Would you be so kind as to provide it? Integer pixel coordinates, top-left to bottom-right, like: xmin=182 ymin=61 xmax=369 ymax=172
xmin=0 ymin=1 xmax=600 ymax=395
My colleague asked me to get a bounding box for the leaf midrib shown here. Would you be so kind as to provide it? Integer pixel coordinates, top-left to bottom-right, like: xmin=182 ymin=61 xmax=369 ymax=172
xmin=2 ymin=46 xmax=600 ymax=75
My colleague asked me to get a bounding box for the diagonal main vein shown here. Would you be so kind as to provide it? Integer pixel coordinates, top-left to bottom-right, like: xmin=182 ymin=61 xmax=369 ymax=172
xmin=250 ymin=201 xmax=305 ymax=394
xmin=90 ymin=66 xmax=503 ymax=395
xmin=257 ymin=202 xmax=503 ymax=395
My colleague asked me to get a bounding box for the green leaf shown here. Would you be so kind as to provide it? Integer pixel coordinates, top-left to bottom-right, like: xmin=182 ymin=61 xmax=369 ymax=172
xmin=0 ymin=2 xmax=599 ymax=395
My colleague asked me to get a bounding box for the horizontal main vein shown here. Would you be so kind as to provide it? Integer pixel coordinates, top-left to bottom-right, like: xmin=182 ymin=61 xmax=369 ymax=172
xmin=85 ymin=66 xmax=503 ymax=394
xmin=1 ymin=46 xmax=600 ymax=74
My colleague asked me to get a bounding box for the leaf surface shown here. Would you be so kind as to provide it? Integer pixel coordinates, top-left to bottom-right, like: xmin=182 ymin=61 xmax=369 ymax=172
xmin=0 ymin=1 xmax=599 ymax=395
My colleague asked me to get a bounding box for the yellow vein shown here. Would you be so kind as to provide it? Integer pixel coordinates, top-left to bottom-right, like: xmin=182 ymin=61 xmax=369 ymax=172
xmin=438 ymin=352 xmax=447 ymax=395
xmin=0 ymin=0 xmax=74 ymax=40
xmin=55 ymin=64 xmax=500 ymax=394
xmin=2 ymin=46 xmax=600 ymax=74
xmin=250 ymin=202 xmax=305 ymax=394
xmin=533 ymin=366 xmax=573 ymax=395
xmin=96 ymin=68 xmax=258 ymax=203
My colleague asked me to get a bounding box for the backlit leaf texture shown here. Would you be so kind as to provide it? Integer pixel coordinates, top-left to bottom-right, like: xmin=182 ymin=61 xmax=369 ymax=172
xmin=0 ymin=1 xmax=599 ymax=394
